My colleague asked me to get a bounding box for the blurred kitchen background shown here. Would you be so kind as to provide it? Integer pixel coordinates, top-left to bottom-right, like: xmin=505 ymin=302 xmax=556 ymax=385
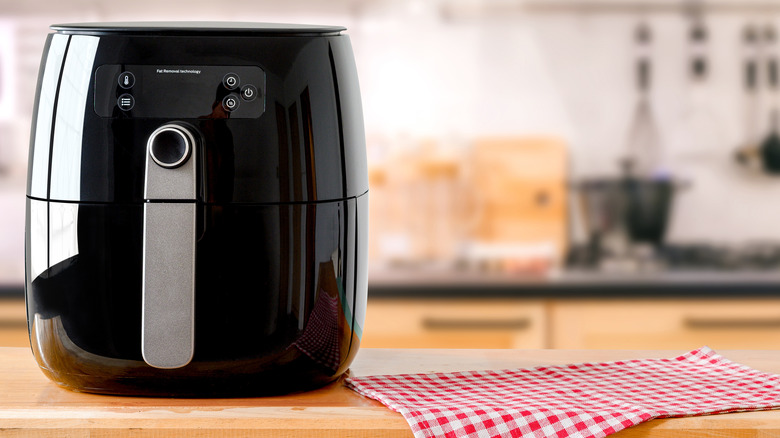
xmin=3 ymin=0 xmax=780 ymax=350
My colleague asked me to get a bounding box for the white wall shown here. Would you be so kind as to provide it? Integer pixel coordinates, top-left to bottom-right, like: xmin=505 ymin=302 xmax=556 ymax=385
xmin=2 ymin=0 xmax=780 ymax=283
xmin=354 ymin=3 xmax=780 ymax=244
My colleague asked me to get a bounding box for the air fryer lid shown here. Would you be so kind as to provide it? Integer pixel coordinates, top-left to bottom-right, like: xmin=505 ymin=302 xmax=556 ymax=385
xmin=50 ymin=21 xmax=346 ymax=36
xmin=28 ymin=22 xmax=368 ymax=205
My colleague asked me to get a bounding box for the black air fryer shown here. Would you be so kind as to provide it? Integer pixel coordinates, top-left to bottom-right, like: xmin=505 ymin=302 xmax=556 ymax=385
xmin=25 ymin=22 xmax=368 ymax=396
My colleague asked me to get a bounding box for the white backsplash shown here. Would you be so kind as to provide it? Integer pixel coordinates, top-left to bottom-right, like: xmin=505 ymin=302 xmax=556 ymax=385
xmin=355 ymin=3 xmax=780 ymax=245
xmin=1 ymin=1 xmax=780 ymax=283
xmin=525 ymin=11 xmax=780 ymax=244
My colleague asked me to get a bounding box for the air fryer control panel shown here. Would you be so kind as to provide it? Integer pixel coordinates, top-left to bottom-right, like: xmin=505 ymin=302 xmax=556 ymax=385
xmin=94 ymin=65 xmax=266 ymax=119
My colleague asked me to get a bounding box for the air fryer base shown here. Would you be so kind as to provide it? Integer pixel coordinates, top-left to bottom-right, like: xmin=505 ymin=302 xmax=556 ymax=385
xmin=30 ymin=317 xmax=360 ymax=396
xmin=26 ymin=197 xmax=367 ymax=396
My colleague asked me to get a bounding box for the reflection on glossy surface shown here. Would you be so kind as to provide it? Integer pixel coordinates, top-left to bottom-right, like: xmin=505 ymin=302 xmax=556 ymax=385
xmin=26 ymin=199 xmax=47 ymax=281
xmin=328 ymin=36 xmax=367 ymax=198
xmin=28 ymin=34 xmax=68 ymax=199
xmin=293 ymin=261 xmax=351 ymax=371
xmin=49 ymin=202 xmax=79 ymax=272
xmin=49 ymin=35 xmax=99 ymax=202
xmin=354 ymin=194 xmax=369 ymax=337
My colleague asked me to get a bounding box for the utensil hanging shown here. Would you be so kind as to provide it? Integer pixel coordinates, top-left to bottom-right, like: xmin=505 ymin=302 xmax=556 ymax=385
xmin=759 ymin=25 xmax=780 ymax=173
xmin=735 ymin=23 xmax=780 ymax=174
xmin=668 ymin=15 xmax=724 ymax=163
xmin=624 ymin=20 xmax=663 ymax=179
xmin=734 ymin=24 xmax=761 ymax=169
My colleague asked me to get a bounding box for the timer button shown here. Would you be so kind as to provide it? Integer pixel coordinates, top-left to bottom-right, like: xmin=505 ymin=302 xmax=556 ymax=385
xmin=118 ymin=71 xmax=135 ymax=89
xmin=223 ymin=73 xmax=240 ymax=90
xmin=240 ymin=85 xmax=258 ymax=101
xmin=222 ymin=94 xmax=240 ymax=112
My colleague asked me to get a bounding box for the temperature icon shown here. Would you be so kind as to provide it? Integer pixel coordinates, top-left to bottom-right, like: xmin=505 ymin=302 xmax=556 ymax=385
xmin=118 ymin=71 xmax=135 ymax=89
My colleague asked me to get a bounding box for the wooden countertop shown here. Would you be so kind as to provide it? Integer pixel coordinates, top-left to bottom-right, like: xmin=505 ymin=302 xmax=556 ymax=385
xmin=1 ymin=347 xmax=780 ymax=437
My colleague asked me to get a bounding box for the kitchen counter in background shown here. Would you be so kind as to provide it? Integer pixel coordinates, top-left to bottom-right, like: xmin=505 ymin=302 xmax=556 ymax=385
xmin=2 ymin=347 xmax=780 ymax=437
xmin=369 ymin=268 xmax=780 ymax=298
xmin=363 ymin=267 xmax=780 ymax=350
xmin=0 ymin=286 xmax=22 ymax=299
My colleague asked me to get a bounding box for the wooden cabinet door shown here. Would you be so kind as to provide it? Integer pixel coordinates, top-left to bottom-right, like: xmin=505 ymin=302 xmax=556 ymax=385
xmin=0 ymin=299 xmax=27 ymax=347
xmin=362 ymin=299 xmax=547 ymax=349
xmin=551 ymin=299 xmax=780 ymax=350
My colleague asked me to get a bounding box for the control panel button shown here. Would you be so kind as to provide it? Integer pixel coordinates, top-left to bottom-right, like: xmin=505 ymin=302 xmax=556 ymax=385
xmin=117 ymin=94 xmax=135 ymax=111
xmin=222 ymin=94 xmax=240 ymax=112
xmin=95 ymin=65 xmax=265 ymax=119
xmin=118 ymin=71 xmax=135 ymax=89
xmin=148 ymin=125 xmax=193 ymax=169
xmin=241 ymin=85 xmax=258 ymax=101
xmin=223 ymin=73 xmax=240 ymax=90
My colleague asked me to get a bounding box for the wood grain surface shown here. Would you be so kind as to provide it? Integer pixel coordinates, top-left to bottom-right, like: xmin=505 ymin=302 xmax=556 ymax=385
xmin=1 ymin=347 xmax=780 ymax=437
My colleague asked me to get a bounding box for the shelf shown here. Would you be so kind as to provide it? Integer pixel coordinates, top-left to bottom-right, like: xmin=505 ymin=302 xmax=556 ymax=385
xmin=520 ymin=0 xmax=780 ymax=14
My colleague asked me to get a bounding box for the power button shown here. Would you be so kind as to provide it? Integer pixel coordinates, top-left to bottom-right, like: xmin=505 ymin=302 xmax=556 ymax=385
xmin=240 ymin=85 xmax=258 ymax=101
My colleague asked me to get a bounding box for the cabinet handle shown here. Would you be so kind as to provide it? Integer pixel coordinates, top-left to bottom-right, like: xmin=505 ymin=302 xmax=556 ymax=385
xmin=422 ymin=317 xmax=530 ymax=330
xmin=684 ymin=316 xmax=780 ymax=329
xmin=0 ymin=320 xmax=27 ymax=329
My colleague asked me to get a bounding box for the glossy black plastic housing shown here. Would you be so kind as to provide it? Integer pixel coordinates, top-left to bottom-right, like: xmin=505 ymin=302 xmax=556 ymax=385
xmin=27 ymin=24 xmax=368 ymax=204
xmin=25 ymin=23 xmax=368 ymax=396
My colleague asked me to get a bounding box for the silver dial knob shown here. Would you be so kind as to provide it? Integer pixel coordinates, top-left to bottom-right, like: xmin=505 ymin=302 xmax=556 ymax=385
xmin=147 ymin=124 xmax=195 ymax=169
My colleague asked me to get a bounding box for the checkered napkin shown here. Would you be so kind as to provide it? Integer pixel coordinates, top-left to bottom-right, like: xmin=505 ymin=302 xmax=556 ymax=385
xmin=345 ymin=347 xmax=780 ymax=438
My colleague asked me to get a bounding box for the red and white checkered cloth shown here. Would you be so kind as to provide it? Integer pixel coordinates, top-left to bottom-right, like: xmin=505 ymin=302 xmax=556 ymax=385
xmin=345 ymin=347 xmax=780 ymax=438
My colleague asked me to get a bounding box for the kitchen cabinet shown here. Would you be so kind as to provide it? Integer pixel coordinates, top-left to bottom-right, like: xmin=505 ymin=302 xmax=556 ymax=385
xmin=470 ymin=137 xmax=568 ymax=260
xmin=361 ymin=299 xmax=548 ymax=349
xmin=0 ymin=298 xmax=27 ymax=348
xmin=364 ymin=296 xmax=780 ymax=350
xmin=551 ymin=298 xmax=780 ymax=350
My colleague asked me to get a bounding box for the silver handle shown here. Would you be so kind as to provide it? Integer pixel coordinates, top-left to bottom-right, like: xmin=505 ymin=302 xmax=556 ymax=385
xmin=141 ymin=123 xmax=198 ymax=369
xmin=142 ymin=203 xmax=196 ymax=369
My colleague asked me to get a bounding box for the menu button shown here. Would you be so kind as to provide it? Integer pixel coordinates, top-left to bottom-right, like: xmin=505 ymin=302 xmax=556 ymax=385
xmin=117 ymin=94 xmax=135 ymax=111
